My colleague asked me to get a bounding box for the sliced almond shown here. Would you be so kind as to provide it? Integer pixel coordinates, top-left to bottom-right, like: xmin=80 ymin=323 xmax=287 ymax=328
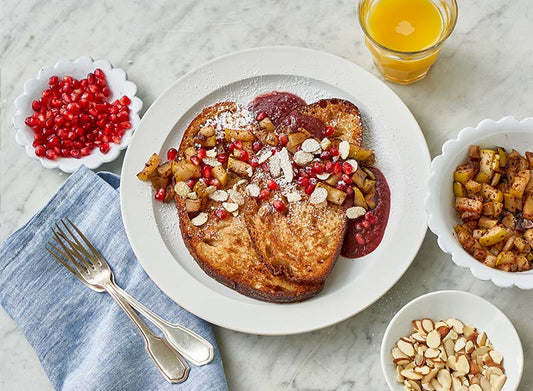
xmin=174 ymin=181 xmax=191 ymax=197
xmin=209 ymin=189 xmax=228 ymax=202
xmin=478 ymin=376 xmax=491 ymax=391
xmin=301 ymin=138 xmax=321 ymax=153
xmin=436 ymin=325 xmax=451 ymax=339
xmin=257 ymin=150 xmax=273 ymax=164
xmin=413 ymin=332 xmax=427 ymax=343
xmin=438 ymin=369 xmax=452 ymax=389
xmin=422 ymin=318 xmax=435 ymax=333
xmin=469 ymin=360 xmax=479 ymax=375
xmin=446 ymin=319 xmax=464 ymax=334
xmin=202 ymin=156 xmax=221 ymax=167
xmin=278 ymin=147 xmax=293 ymax=183
xmin=392 ymin=347 xmax=409 ymax=359
xmin=293 ymin=150 xmax=313 ymax=166
xmin=465 ymin=341 xmax=475 ymax=355
xmin=468 ymin=385 xmax=482 ymax=391
xmin=339 ymin=140 xmax=350 ymax=159
xmin=398 ymin=339 xmax=416 ymax=357
xmin=490 ymin=375 xmax=506 ymax=391
xmin=245 ymin=183 xmax=260 ymax=198
xmin=320 ymin=137 xmax=331 ymax=150
xmin=447 ymin=355 xmax=457 ymax=371
xmin=454 ymin=337 xmax=466 ymax=352
xmin=415 ymin=365 xmax=431 ymax=375
xmin=204 ymin=185 xmax=217 ymax=195
xmin=455 ymin=355 xmax=470 ymax=375
xmin=285 ymin=191 xmax=302 ymax=203
xmin=463 ymin=325 xmax=475 ymax=339
xmin=309 ymin=187 xmax=328 ymax=205
xmin=476 ymin=332 xmax=487 ymax=347
xmin=191 ymin=212 xmax=208 ymax=226
xmin=422 ymin=368 xmax=440 ymax=384
xmin=268 ymin=153 xmax=281 ymax=177
xmin=427 ymin=330 xmax=441 ymax=349
xmin=421 ymin=382 xmax=436 ymax=391
xmin=444 ymin=329 xmax=458 ymax=342
xmin=394 ymin=357 xmax=412 ymax=366
xmin=471 ymin=346 xmax=490 ymax=358
xmin=425 ymin=348 xmax=440 ymax=359
xmin=414 ymin=354 xmax=425 ymax=366
xmin=488 ymin=351 xmax=502 ymax=365
xmin=346 ymin=206 xmax=366 ymax=219
xmin=401 ymin=368 xmax=423 ymax=380
xmin=444 ymin=339 xmax=455 ymax=357
xmin=222 ymin=202 xmax=238 ymax=213
xmin=187 ymin=191 xmax=198 ymax=199
xmin=316 ymin=172 xmax=330 ymax=180
xmin=430 ymin=378 xmax=442 ymax=391
xmin=406 ymin=379 xmax=422 ymax=391
xmin=396 ymin=365 xmax=405 ymax=382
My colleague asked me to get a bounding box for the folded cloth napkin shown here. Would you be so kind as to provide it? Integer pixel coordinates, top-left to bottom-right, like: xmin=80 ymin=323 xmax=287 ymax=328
xmin=0 ymin=166 xmax=227 ymax=391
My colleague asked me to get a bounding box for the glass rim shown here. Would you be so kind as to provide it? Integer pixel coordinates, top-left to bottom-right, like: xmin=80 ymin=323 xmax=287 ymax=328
xmin=357 ymin=0 xmax=458 ymax=56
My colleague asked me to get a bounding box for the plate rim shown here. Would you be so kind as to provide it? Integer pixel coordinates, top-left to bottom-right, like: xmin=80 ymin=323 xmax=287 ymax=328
xmin=120 ymin=46 xmax=431 ymax=335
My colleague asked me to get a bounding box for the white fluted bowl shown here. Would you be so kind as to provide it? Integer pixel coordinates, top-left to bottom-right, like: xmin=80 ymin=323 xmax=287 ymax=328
xmin=13 ymin=56 xmax=142 ymax=173
xmin=425 ymin=116 xmax=533 ymax=289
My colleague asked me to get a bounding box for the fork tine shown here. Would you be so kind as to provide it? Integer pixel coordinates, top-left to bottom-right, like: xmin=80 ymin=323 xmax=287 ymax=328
xmin=46 ymin=245 xmax=82 ymax=278
xmin=65 ymin=218 xmax=103 ymax=263
xmin=59 ymin=220 xmax=95 ymax=264
xmin=53 ymin=224 xmax=92 ymax=271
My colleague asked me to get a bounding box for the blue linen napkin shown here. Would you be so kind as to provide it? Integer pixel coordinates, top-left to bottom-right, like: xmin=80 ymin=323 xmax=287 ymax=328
xmin=0 ymin=166 xmax=228 ymax=391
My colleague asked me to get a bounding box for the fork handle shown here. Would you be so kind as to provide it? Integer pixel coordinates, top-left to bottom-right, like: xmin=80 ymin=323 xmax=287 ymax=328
xmin=114 ymin=285 xmax=214 ymax=366
xmin=104 ymin=283 xmax=190 ymax=383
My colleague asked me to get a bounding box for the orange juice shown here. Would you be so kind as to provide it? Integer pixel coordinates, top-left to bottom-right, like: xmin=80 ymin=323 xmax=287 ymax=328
xmin=358 ymin=0 xmax=457 ymax=84
xmin=367 ymin=0 xmax=443 ymax=52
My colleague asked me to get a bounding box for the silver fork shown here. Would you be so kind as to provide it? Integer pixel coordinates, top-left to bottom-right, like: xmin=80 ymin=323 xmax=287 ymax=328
xmin=47 ymin=219 xmax=213 ymax=367
xmin=46 ymin=218 xmax=194 ymax=383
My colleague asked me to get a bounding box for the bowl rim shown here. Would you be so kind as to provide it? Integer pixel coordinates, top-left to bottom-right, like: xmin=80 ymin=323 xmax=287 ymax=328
xmin=380 ymin=290 xmax=524 ymax=391
xmin=424 ymin=116 xmax=533 ymax=289
xmin=12 ymin=55 xmax=143 ymax=173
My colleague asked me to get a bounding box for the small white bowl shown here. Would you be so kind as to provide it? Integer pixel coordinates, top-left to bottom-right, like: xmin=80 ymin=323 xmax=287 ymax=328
xmin=381 ymin=290 xmax=523 ymax=391
xmin=425 ymin=116 xmax=533 ymax=289
xmin=12 ymin=56 xmax=142 ymax=173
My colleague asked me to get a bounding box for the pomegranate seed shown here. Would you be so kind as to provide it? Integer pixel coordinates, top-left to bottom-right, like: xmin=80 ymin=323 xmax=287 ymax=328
xmin=34 ymin=145 xmax=46 ymax=157
xmin=70 ymin=149 xmax=80 ymax=158
xmin=49 ymin=76 xmax=59 ymax=85
xmin=324 ymin=126 xmax=335 ymax=137
xmin=333 ymin=162 xmax=343 ymax=174
xmin=299 ymin=169 xmax=309 ymax=178
xmin=119 ymin=96 xmax=131 ymax=106
xmin=355 ymin=233 xmax=365 ymax=245
xmin=336 ymin=182 xmax=347 ymax=191
xmin=267 ymin=180 xmax=279 ymax=190
xmin=325 ymin=161 xmax=334 ymax=172
xmin=214 ymin=208 xmax=228 ymax=219
xmin=197 ymin=148 xmax=207 ymax=160
xmin=202 ymin=165 xmax=212 ymax=179
xmin=258 ymin=189 xmax=270 ymax=200
xmin=297 ymin=177 xmax=310 ymax=187
xmin=216 ymin=153 xmax=228 ymax=164
xmin=239 ymin=150 xmax=249 ymax=162
xmin=369 ymin=215 xmax=378 ymax=224
xmin=365 ymin=212 xmax=373 ymax=220
xmin=99 ymin=143 xmax=110 ymax=154
xmin=234 ymin=140 xmax=243 ymax=150
xmin=154 ymin=188 xmax=166 ymax=202
xmin=45 ymin=149 xmax=58 ymax=160
xmin=320 ymin=151 xmax=331 ymax=160
xmin=256 ymin=111 xmax=267 ymax=121
xmin=361 ymin=220 xmax=370 ymax=229
xmin=272 ymin=200 xmax=286 ymax=212
xmin=329 ymin=147 xmax=339 ymax=157
xmin=342 ymin=174 xmax=352 ymax=184
xmin=278 ymin=134 xmax=288 ymax=147
xmin=80 ymin=147 xmax=91 ymax=156
xmin=94 ymin=68 xmax=105 ymax=79
xmin=305 ymin=184 xmax=315 ymax=195
xmin=190 ymin=156 xmax=201 ymax=166
xmin=252 ymin=141 xmax=263 ymax=153
xmin=250 ymin=157 xmax=259 ymax=167
xmin=32 ymin=100 xmax=41 ymax=111
xmin=342 ymin=162 xmax=354 ymax=175
xmin=227 ymin=143 xmax=235 ymax=153
xmin=167 ymin=148 xmax=178 ymax=160
xmin=209 ymin=178 xmax=221 ymax=188
xmin=346 ymin=187 xmax=354 ymax=196
xmin=312 ymin=162 xmax=323 ymax=174
xmin=186 ymin=179 xmax=196 ymax=188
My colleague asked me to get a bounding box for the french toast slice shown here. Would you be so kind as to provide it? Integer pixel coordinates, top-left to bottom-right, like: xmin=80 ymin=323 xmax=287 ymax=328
xmin=175 ymin=102 xmax=323 ymax=302
xmin=243 ymin=99 xmax=364 ymax=284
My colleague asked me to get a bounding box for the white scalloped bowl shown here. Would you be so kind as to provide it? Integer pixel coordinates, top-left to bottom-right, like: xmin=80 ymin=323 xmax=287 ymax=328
xmin=425 ymin=116 xmax=533 ymax=289
xmin=381 ymin=291 xmax=523 ymax=391
xmin=12 ymin=56 xmax=142 ymax=172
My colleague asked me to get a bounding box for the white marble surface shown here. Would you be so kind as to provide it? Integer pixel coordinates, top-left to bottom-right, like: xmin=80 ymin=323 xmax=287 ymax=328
xmin=1 ymin=0 xmax=532 ymax=390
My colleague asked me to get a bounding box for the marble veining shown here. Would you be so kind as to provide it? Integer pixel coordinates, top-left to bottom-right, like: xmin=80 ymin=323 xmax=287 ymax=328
xmin=1 ymin=0 xmax=532 ymax=390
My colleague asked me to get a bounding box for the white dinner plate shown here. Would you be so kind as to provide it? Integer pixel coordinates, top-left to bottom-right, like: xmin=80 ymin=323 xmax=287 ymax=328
xmin=120 ymin=46 xmax=430 ymax=335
